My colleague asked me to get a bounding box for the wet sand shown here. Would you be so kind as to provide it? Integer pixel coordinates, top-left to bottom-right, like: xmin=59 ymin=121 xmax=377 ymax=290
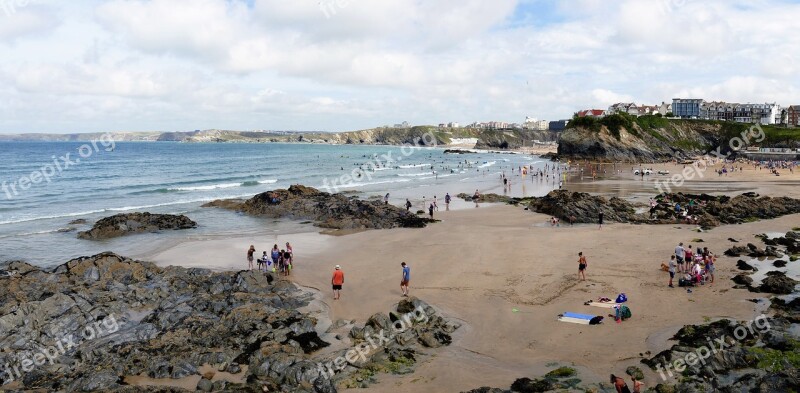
xmin=150 ymin=170 xmax=800 ymax=392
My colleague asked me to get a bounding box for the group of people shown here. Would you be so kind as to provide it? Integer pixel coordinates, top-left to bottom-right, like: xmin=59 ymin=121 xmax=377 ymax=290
xmin=247 ymin=243 xmax=294 ymax=276
xmin=331 ymin=261 xmax=411 ymax=300
xmin=610 ymin=374 xmax=643 ymax=393
xmin=404 ymin=193 xmax=453 ymax=218
xmin=667 ymin=242 xmax=716 ymax=288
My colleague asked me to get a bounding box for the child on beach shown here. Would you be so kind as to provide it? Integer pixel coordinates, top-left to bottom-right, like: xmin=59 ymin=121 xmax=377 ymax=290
xmin=668 ymin=255 xmax=676 ymax=288
xmin=247 ymin=245 xmax=255 ymax=271
xmin=578 ymin=252 xmax=587 ymax=281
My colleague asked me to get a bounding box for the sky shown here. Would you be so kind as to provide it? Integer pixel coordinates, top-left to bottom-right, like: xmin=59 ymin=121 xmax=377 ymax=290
xmin=0 ymin=0 xmax=799 ymax=134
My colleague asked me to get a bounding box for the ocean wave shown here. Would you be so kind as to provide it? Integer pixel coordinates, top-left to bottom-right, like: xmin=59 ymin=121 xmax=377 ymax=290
xmin=330 ymin=179 xmax=412 ymax=189
xmin=0 ymin=229 xmax=63 ymax=240
xmin=0 ymin=209 xmax=107 ymax=226
xmin=478 ymin=161 xmax=497 ymax=168
xmin=168 ymin=183 xmax=242 ymax=191
xmin=0 ymin=193 xmax=260 ymax=226
xmin=139 ymin=179 xmax=279 ymax=194
xmin=397 ymin=172 xmax=434 ymax=177
xmin=398 ymin=164 xmax=428 ymax=169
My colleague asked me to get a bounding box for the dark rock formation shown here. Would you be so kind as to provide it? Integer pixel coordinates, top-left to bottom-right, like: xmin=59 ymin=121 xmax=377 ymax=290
xmin=524 ymin=190 xmax=638 ymax=223
xmin=77 ymin=212 xmax=197 ymax=240
xmin=0 ymin=253 xmax=458 ymax=392
xmin=759 ymin=271 xmax=798 ymax=294
xmin=520 ymin=191 xmax=800 ymax=228
xmin=456 ymin=193 xmax=512 ymax=204
xmin=204 ymin=185 xmax=434 ymax=230
xmin=736 ymin=260 xmax=757 ymax=271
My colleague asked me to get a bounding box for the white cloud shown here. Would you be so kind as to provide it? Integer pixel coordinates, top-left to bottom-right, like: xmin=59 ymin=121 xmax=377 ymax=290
xmin=0 ymin=0 xmax=799 ymax=133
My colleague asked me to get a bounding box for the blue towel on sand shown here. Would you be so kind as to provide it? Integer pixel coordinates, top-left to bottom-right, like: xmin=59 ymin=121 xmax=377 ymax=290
xmin=563 ymin=312 xmax=595 ymax=320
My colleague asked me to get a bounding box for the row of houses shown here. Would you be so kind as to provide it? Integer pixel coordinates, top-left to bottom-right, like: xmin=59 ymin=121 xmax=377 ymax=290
xmin=437 ymin=118 xmax=571 ymax=132
xmin=672 ymin=99 xmax=799 ymax=126
xmin=577 ymin=99 xmax=800 ymax=127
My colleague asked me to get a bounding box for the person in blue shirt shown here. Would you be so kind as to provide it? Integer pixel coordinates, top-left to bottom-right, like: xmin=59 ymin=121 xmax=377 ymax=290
xmin=400 ymin=262 xmax=410 ymax=297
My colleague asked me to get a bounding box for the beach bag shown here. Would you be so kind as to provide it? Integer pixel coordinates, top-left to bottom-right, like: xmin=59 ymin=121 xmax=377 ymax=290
xmin=589 ymin=316 xmax=604 ymax=325
xmin=615 ymin=293 xmax=628 ymax=303
xmin=678 ymin=278 xmax=692 ymax=287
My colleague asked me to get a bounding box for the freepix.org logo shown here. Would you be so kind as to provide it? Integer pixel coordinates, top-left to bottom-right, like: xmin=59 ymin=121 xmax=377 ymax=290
xmin=2 ymin=133 xmax=116 ymax=200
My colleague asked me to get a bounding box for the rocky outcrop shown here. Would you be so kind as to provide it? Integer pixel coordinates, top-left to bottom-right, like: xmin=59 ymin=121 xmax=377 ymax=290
xmin=520 ymin=191 xmax=800 ymax=228
xmin=77 ymin=212 xmax=197 ymax=240
xmin=759 ymin=271 xmax=799 ymax=294
xmin=639 ymin=317 xmax=800 ymax=392
xmin=556 ymin=120 xmax=723 ymax=162
xmin=525 ymin=190 xmax=638 ymax=223
xmin=456 ymin=193 xmax=512 ymax=204
xmin=204 ymin=185 xmax=434 ymax=230
xmin=0 ymin=253 xmax=458 ymax=392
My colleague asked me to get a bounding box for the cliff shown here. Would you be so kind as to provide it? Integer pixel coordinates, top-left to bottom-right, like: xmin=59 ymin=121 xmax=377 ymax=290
xmin=556 ymin=116 xmax=800 ymax=162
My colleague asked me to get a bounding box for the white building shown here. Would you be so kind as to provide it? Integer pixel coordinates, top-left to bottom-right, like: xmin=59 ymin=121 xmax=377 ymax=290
xmin=700 ymin=102 xmax=781 ymax=125
xmin=524 ymin=117 xmax=549 ymax=130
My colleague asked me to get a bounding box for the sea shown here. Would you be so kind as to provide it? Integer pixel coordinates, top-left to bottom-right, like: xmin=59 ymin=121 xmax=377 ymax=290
xmin=0 ymin=141 xmax=562 ymax=267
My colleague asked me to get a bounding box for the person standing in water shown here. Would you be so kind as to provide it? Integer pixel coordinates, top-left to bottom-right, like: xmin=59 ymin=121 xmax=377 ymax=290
xmin=400 ymin=262 xmax=410 ymax=297
xmin=331 ymin=265 xmax=344 ymax=300
xmin=247 ymin=245 xmax=255 ymax=271
xmin=578 ymin=252 xmax=588 ymax=281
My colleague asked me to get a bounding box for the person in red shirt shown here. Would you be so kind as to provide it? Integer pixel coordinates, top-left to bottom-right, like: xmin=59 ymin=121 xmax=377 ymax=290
xmin=331 ymin=265 xmax=344 ymax=300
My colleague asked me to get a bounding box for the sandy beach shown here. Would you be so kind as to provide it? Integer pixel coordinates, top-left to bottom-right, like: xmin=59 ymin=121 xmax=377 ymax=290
xmin=151 ymin=170 xmax=800 ymax=392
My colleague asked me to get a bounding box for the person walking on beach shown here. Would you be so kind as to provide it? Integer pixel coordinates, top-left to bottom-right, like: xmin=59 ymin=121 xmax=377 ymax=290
xmin=668 ymin=255 xmax=676 ymax=288
xmin=247 ymin=245 xmax=255 ymax=271
xmin=400 ymin=262 xmax=410 ymax=297
xmin=445 ymin=193 xmax=451 ymax=210
xmin=405 ymin=198 xmax=412 ymax=211
xmin=433 ymin=195 xmax=438 ymax=211
xmin=331 ymin=265 xmax=344 ymax=300
xmin=578 ymin=252 xmax=588 ymax=281
xmin=598 ymin=212 xmax=604 ymax=229
xmin=428 ymin=203 xmax=434 ymax=219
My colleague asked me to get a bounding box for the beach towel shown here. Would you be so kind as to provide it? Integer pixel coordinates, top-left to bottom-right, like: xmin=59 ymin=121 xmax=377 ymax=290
xmin=586 ymin=302 xmax=620 ymax=309
xmin=557 ymin=316 xmax=591 ymax=325
xmin=558 ymin=311 xmax=600 ymax=325
xmin=563 ymin=312 xmax=595 ymax=320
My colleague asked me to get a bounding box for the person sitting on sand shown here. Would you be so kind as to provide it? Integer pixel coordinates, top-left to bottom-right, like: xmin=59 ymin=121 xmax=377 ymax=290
xmin=610 ymin=374 xmax=632 ymax=393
